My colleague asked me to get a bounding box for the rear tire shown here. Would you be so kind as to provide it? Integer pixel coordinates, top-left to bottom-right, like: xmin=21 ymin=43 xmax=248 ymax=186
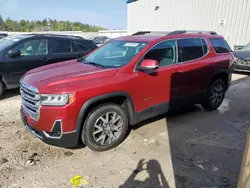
xmin=0 ymin=82 xmax=4 ymax=98
xmin=82 ymin=103 xmax=128 ymax=152
xmin=201 ymin=79 xmax=226 ymax=111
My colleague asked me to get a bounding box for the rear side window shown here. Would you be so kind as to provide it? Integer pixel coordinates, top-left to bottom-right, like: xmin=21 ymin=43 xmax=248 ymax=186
xmin=72 ymin=40 xmax=90 ymax=52
xmin=178 ymin=38 xmax=204 ymax=62
xmin=83 ymin=40 xmax=98 ymax=49
xmin=51 ymin=38 xmax=71 ymax=53
xmin=209 ymin=38 xmax=231 ymax=53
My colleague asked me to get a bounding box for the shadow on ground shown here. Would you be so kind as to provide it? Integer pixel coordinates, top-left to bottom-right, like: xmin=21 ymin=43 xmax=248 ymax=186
xmin=1 ymin=88 xmax=20 ymax=100
xmin=119 ymin=159 xmax=170 ymax=188
xmin=126 ymin=102 xmax=248 ymax=187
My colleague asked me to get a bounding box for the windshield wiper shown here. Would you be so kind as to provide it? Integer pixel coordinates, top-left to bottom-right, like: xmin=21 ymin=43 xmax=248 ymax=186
xmin=84 ymin=61 xmax=106 ymax=68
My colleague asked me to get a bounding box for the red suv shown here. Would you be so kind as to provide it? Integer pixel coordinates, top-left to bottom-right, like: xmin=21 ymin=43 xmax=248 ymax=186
xmin=20 ymin=30 xmax=234 ymax=151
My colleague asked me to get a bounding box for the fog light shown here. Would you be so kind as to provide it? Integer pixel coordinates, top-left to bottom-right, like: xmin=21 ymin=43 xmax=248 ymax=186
xmin=43 ymin=121 xmax=62 ymax=139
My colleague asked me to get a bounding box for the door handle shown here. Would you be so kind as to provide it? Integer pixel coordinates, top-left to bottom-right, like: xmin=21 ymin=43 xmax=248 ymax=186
xmin=175 ymin=69 xmax=183 ymax=73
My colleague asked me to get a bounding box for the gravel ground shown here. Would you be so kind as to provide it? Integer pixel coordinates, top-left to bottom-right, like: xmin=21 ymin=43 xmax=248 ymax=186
xmin=0 ymin=73 xmax=249 ymax=188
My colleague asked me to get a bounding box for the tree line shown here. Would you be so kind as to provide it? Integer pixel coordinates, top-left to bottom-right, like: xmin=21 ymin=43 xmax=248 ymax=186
xmin=0 ymin=15 xmax=106 ymax=32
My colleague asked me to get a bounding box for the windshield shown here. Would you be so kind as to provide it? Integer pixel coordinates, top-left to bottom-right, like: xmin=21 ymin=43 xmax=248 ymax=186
xmin=84 ymin=40 xmax=148 ymax=68
xmin=0 ymin=35 xmax=28 ymax=51
xmin=241 ymin=43 xmax=250 ymax=50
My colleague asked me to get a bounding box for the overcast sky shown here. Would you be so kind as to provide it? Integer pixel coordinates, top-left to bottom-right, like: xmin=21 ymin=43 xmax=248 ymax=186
xmin=0 ymin=0 xmax=127 ymax=29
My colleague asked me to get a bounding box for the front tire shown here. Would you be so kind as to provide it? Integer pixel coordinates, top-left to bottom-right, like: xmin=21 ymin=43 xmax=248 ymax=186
xmin=82 ymin=104 xmax=129 ymax=152
xmin=0 ymin=82 xmax=4 ymax=98
xmin=201 ymin=79 xmax=226 ymax=111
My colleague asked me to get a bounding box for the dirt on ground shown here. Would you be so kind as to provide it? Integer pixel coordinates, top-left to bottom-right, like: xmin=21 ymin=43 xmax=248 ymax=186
xmin=0 ymin=73 xmax=249 ymax=188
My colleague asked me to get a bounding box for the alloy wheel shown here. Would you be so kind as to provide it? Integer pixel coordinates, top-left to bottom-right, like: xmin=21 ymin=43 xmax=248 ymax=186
xmin=210 ymin=83 xmax=224 ymax=107
xmin=93 ymin=112 xmax=123 ymax=146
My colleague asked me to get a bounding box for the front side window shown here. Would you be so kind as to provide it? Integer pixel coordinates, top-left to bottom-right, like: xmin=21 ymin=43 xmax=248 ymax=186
xmin=51 ymin=38 xmax=71 ymax=53
xmin=209 ymin=38 xmax=231 ymax=53
xmin=84 ymin=40 xmax=148 ymax=68
xmin=178 ymin=38 xmax=204 ymax=62
xmin=15 ymin=39 xmax=48 ymax=56
xmin=144 ymin=40 xmax=177 ymax=66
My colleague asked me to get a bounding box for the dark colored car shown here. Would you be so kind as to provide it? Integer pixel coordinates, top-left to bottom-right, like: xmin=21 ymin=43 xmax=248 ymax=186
xmin=0 ymin=34 xmax=97 ymax=97
xmin=233 ymin=43 xmax=250 ymax=72
xmin=20 ymin=30 xmax=234 ymax=151
xmin=0 ymin=33 xmax=8 ymax=39
xmin=88 ymin=36 xmax=110 ymax=46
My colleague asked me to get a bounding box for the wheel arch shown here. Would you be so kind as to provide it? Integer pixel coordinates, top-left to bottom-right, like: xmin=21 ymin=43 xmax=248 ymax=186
xmin=0 ymin=73 xmax=7 ymax=89
xmin=76 ymin=92 xmax=137 ymax=133
xmin=211 ymin=70 xmax=229 ymax=89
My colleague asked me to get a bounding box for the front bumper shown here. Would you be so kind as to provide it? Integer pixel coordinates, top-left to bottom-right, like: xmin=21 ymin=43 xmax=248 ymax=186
xmin=234 ymin=60 xmax=250 ymax=72
xmin=20 ymin=109 xmax=80 ymax=148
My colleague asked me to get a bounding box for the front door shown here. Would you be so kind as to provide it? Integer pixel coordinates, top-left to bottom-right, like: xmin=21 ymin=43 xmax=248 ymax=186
xmin=5 ymin=38 xmax=49 ymax=86
xmin=130 ymin=39 xmax=183 ymax=119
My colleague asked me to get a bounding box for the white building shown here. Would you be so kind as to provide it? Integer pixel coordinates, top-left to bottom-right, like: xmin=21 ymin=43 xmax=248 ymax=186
xmin=127 ymin=0 xmax=250 ymax=48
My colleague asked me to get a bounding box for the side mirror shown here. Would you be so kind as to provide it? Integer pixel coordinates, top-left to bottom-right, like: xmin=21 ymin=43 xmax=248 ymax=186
xmin=8 ymin=49 xmax=21 ymax=58
xmin=139 ymin=59 xmax=159 ymax=71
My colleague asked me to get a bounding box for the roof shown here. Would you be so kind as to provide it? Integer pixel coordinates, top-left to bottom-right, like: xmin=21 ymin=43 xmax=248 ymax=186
xmin=10 ymin=34 xmax=84 ymax=40
xmin=115 ymin=33 xmax=223 ymax=43
xmin=115 ymin=35 xmax=164 ymax=42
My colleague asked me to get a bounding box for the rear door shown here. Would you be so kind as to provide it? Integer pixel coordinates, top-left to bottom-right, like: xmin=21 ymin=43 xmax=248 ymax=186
xmin=49 ymin=37 xmax=75 ymax=64
xmin=71 ymin=39 xmax=94 ymax=58
xmin=5 ymin=37 xmax=49 ymax=86
xmin=173 ymin=38 xmax=214 ymax=104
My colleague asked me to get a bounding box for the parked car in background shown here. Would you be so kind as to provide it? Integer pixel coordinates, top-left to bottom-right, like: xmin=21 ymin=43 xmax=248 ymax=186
xmin=233 ymin=43 xmax=250 ymax=72
xmin=87 ymin=36 xmax=110 ymax=46
xmin=0 ymin=33 xmax=8 ymax=39
xmin=0 ymin=34 xmax=97 ymax=97
xmin=20 ymin=30 xmax=234 ymax=151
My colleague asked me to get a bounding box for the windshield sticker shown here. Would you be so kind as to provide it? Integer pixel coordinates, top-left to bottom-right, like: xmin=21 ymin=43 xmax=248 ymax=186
xmin=124 ymin=43 xmax=139 ymax=47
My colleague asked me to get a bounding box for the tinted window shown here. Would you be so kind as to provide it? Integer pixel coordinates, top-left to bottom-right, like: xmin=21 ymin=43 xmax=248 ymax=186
xmin=72 ymin=40 xmax=90 ymax=52
xmin=209 ymin=38 xmax=231 ymax=53
xmin=15 ymin=39 xmax=48 ymax=56
xmin=144 ymin=40 xmax=177 ymax=66
xmin=178 ymin=38 xmax=204 ymax=62
xmin=51 ymin=38 xmax=71 ymax=53
xmin=83 ymin=40 xmax=98 ymax=49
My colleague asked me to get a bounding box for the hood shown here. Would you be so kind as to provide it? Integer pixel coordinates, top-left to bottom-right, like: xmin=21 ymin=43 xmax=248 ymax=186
xmin=22 ymin=59 xmax=117 ymax=90
xmin=233 ymin=50 xmax=250 ymax=60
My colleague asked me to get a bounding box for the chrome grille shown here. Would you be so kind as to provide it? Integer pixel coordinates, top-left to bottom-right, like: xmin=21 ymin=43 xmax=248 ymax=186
xmin=20 ymin=81 xmax=40 ymax=121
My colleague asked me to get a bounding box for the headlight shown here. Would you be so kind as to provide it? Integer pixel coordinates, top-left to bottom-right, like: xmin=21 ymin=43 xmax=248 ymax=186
xmin=41 ymin=94 xmax=74 ymax=106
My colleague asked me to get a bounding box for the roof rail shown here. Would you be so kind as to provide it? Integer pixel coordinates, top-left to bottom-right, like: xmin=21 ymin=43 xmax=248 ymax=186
xmin=167 ymin=30 xmax=217 ymax=35
xmin=132 ymin=31 xmax=151 ymax=35
xmin=29 ymin=33 xmax=84 ymax=39
xmin=132 ymin=31 xmax=170 ymax=36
